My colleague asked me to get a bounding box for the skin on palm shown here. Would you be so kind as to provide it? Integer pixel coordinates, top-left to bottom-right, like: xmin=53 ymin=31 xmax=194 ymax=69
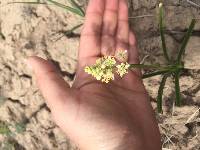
xmin=27 ymin=0 xmax=162 ymax=149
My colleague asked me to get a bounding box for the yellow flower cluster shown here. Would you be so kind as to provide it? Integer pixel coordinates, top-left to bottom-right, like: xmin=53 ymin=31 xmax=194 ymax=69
xmin=85 ymin=56 xmax=116 ymax=83
xmin=115 ymin=50 xmax=128 ymax=62
xmin=116 ymin=62 xmax=130 ymax=77
xmin=85 ymin=51 xmax=130 ymax=83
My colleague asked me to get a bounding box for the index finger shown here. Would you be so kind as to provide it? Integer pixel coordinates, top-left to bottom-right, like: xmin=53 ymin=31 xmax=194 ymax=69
xmin=79 ymin=0 xmax=105 ymax=65
xmin=116 ymin=0 xmax=129 ymax=55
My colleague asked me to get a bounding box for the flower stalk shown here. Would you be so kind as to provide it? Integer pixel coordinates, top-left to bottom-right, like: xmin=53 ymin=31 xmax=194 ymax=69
xmin=84 ymin=50 xmax=185 ymax=83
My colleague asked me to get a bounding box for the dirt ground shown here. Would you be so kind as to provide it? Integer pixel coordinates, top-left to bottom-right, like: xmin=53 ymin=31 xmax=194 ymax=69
xmin=0 ymin=0 xmax=199 ymax=149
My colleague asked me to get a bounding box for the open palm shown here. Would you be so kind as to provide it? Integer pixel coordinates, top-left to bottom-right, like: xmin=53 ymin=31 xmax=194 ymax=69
xmin=28 ymin=0 xmax=161 ymax=149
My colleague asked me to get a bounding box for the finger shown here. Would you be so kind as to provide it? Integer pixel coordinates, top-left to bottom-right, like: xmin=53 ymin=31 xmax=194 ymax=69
xmin=115 ymin=0 xmax=129 ymax=57
xmin=27 ymin=56 xmax=73 ymax=112
xmin=101 ymin=0 xmax=119 ymax=56
xmin=129 ymin=31 xmax=139 ymax=64
xmin=79 ymin=0 xmax=105 ymax=64
xmin=128 ymin=31 xmax=142 ymax=76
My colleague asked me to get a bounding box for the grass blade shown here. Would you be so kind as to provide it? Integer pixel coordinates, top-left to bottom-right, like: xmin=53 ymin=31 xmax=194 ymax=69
xmin=8 ymin=1 xmax=45 ymax=4
xmin=159 ymin=3 xmax=170 ymax=62
xmin=142 ymin=70 xmax=169 ymax=79
xmin=69 ymin=0 xmax=85 ymax=16
xmin=174 ymin=70 xmax=181 ymax=106
xmin=9 ymin=0 xmax=85 ymax=17
xmin=62 ymin=23 xmax=82 ymax=37
xmin=157 ymin=74 xmax=169 ymax=113
xmin=47 ymin=0 xmax=85 ymax=17
xmin=67 ymin=23 xmax=83 ymax=32
xmin=53 ymin=23 xmax=82 ymax=41
xmin=176 ymin=19 xmax=196 ymax=63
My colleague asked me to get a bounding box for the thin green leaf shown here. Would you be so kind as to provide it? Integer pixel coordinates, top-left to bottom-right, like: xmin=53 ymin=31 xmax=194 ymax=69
xmin=142 ymin=70 xmax=169 ymax=79
xmin=47 ymin=0 xmax=85 ymax=17
xmin=157 ymin=74 xmax=169 ymax=113
xmin=54 ymin=23 xmax=82 ymax=41
xmin=176 ymin=19 xmax=196 ymax=63
xmin=9 ymin=0 xmax=85 ymax=17
xmin=159 ymin=3 xmax=170 ymax=62
xmin=66 ymin=23 xmax=83 ymax=33
xmin=8 ymin=1 xmax=46 ymax=5
xmin=69 ymin=0 xmax=85 ymax=16
xmin=174 ymin=70 xmax=181 ymax=106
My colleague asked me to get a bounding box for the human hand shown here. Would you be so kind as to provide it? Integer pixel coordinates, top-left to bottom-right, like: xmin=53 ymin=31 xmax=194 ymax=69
xmin=28 ymin=0 xmax=161 ymax=149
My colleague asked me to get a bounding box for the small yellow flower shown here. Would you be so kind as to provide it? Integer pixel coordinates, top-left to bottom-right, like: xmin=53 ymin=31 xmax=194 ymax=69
xmin=159 ymin=3 xmax=163 ymax=8
xmin=84 ymin=66 xmax=92 ymax=74
xmin=116 ymin=62 xmax=130 ymax=77
xmin=102 ymin=69 xmax=115 ymax=83
xmin=115 ymin=50 xmax=128 ymax=62
xmin=84 ymin=56 xmax=116 ymax=83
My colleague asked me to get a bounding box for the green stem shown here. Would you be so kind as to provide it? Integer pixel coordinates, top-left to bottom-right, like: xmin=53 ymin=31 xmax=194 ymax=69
xmin=174 ymin=70 xmax=181 ymax=106
xmin=157 ymin=74 xmax=169 ymax=113
xmin=129 ymin=64 xmax=170 ymax=79
xmin=176 ymin=19 xmax=196 ymax=64
xmin=129 ymin=64 xmax=183 ymax=71
xmin=142 ymin=70 xmax=169 ymax=79
xmin=129 ymin=63 xmax=184 ymax=79
xmin=130 ymin=64 xmax=162 ymax=69
xmin=159 ymin=3 xmax=170 ymax=62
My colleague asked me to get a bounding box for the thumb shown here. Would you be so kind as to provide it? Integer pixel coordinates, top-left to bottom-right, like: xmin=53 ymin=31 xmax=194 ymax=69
xmin=27 ymin=56 xmax=72 ymax=112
